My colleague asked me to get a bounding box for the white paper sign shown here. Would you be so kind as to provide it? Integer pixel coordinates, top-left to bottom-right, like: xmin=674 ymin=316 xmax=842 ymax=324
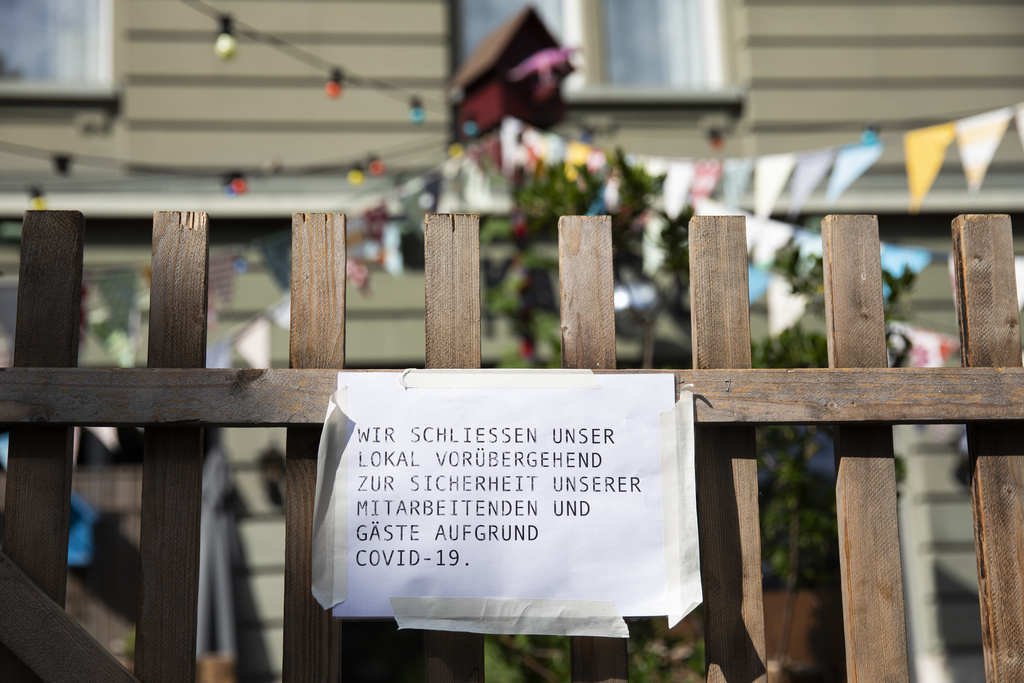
xmin=312 ymin=370 xmax=698 ymax=633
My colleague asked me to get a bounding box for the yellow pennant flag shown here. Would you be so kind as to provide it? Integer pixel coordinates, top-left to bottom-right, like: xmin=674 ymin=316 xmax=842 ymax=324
xmin=904 ymin=122 xmax=956 ymax=213
xmin=564 ymin=141 xmax=591 ymax=181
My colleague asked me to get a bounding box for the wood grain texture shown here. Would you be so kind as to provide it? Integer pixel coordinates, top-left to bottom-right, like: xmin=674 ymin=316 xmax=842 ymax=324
xmin=425 ymin=214 xmax=480 ymax=369
xmin=559 ymin=215 xmax=616 ymax=370
xmin=134 ymin=211 xmax=209 ymax=683
xmin=0 ymin=211 xmax=84 ymax=682
xmin=0 ymin=551 xmax=139 ymax=683
xmin=284 ymin=213 xmax=345 ymax=682
xmin=558 ymin=215 xmax=628 ymax=682
xmin=7 ymin=366 xmax=1024 ymax=427
xmin=952 ymin=213 xmax=1024 ymax=682
xmin=821 ymin=215 xmax=909 ymax=683
xmin=424 ymin=213 xmax=484 ymax=683
xmin=688 ymin=214 xmax=767 ymax=683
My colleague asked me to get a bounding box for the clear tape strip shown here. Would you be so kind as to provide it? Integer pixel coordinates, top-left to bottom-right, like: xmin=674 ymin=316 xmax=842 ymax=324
xmin=390 ymin=597 xmax=629 ymax=637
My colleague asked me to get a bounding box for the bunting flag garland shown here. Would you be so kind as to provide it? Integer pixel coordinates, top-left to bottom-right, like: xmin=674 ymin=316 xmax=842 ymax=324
xmin=690 ymin=159 xmax=723 ymax=205
xmin=663 ymin=161 xmax=696 ymax=220
xmin=825 ymin=142 xmax=883 ymax=205
xmin=235 ymin=317 xmax=271 ymax=369
xmin=904 ymin=122 xmax=956 ymax=213
xmin=879 ymin=244 xmax=933 ymax=278
xmin=721 ymin=158 xmax=754 ymax=210
xmin=754 ymin=153 xmax=796 ymax=219
xmin=888 ymin=322 xmax=959 ymax=368
xmin=955 ymin=106 xmax=1013 ymax=194
xmin=787 ymin=148 xmax=835 ymax=219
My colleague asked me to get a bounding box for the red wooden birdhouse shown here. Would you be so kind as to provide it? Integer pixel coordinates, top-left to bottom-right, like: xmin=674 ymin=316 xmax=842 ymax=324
xmin=448 ymin=7 xmax=574 ymax=138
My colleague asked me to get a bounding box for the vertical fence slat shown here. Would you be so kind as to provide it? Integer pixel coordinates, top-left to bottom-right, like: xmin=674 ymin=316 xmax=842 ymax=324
xmin=284 ymin=212 xmax=345 ymax=681
xmin=559 ymin=215 xmax=628 ymax=683
xmin=424 ymin=213 xmax=484 ymax=683
xmin=688 ymin=215 xmax=768 ymax=682
xmin=134 ymin=211 xmax=209 ymax=683
xmin=951 ymin=213 xmax=1024 ymax=681
xmin=821 ymin=215 xmax=909 ymax=682
xmin=0 ymin=211 xmax=85 ymax=682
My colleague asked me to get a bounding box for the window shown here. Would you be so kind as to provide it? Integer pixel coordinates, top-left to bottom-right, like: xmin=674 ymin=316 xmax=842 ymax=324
xmin=458 ymin=0 xmax=724 ymax=92
xmin=0 ymin=0 xmax=112 ymax=88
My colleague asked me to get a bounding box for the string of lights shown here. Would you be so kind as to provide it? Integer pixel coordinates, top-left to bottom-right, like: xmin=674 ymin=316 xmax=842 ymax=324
xmin=180 ymin=0 xmax=439 ymax=124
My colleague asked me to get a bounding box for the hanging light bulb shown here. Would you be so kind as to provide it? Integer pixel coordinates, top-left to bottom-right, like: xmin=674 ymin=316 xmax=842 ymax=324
xmin=347 ymin=166 xmax=365 ymax=186
xmin=52 ymin=154 xmax=71 ymax=176
xmin=707 ymin=128 xmax=725 ymax=152
xmin=861 ymin=124 xmax=880 ymax=146
xmin=28 ymin=186 xmax=47 ymax=211
xmin=461 ymin=119 xmax=479 ymax=138
xmin=223 ymin=173 xmax=248 ymax=196
xmin=214 ymin=16 xmax=238 ymax=61
xmin=325 ymin=68 xmax=344 ymax=99
xmin=367 ymin=155 xmax=386 ymax=176
xmin=408 ymin=97 xmax=425 ymax=125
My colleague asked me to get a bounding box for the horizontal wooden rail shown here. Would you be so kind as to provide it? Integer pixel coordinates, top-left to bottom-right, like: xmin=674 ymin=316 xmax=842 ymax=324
xmin=1 ymin=366 xmax=1023 ymax=427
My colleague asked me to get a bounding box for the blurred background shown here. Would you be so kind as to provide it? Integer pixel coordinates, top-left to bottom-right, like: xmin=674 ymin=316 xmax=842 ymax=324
xmin=1 ymin=0 xmax=1023 ymax=681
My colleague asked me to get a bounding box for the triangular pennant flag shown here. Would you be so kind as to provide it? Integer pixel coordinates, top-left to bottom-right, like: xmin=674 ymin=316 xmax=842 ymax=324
xmin=722 ymin=158 xmax=754 ymax=209
xmin=748 ymin=265 xmax=771 ymax=304
xmin=235 ymin=317 xmax=271 ymax=369
xmin=1015 ymin=256 xmax=1024 ymax=310
xmin=825 ymin=142 xmax=884 ymax=204
xmin=754 ymin=153 xmax=796 ymax=219
xmin=880 ymin=244 xmax=933 ymax=278
xmin=889 ymin=321 xmax=959 ymax=368
xmin=663 ymin=161 xmax=695 ymax=219
xmin=955 ymin=106 xmax=1013 ymax=193
xmin=690 ymin=159 xmax=723 ymax=205
xmin=1016 ymin=104 xmax=1024 ymax=154
xmin=564 ymin=141 xmax=591 ymax=181
xmin=261 ymin=232 xmax=292 ymax=292
xmin=787 ymin=148 xmax=835 ymax=219
xmin=767 ymin=274 xmax=808 ymax=336
xmin=904 ymin=122 xmax=956 ymax=213
xmin=206 ymin=339 xmax=233 ymax=369
xmin=746 ymin=215 xmax=795 ymax=267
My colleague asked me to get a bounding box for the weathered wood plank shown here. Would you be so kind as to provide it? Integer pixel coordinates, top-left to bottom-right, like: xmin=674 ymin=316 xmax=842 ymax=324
xmin=559 ymin=215 xmax=628 ymax=683
xmin=0 ymin=210 xmax=85 ymax=682
xmin=424 ymin=214 xmax=484 ymax=683
xmin=688 ymin=214 xmax=768 ymax=683
xmin=821 ymin=214 xmax=909 ymax=683
xmin=284 ymin=212 xmax=344 ymax=682
xmin=952 ymin=213 xmax=1024 ymax=681
xmin=134 ymin=211 xmax=209 ymax=683
xmin=0 ymin=551 xmax=139 ymax=683
xmin=8 ymin=366 xmax=1024 ymax=427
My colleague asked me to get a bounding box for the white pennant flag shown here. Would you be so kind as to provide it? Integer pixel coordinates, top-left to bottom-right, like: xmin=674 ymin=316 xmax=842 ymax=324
xmin=663 ymin=160 xmax=695 ymax=219
xmin=955 ymin=106 xmax=1013 ymax=193
xmin=722 ymin=158 xmax=754 ymax=209
xmin=1016 ymin=104 xmax=1024 ymax=154
xmin=235 ymin=317 xmax=271 ymax=369
xmin=787 ymin=148 xmax=835 ymax=219
xmin=754 ymin=153 xmax=796 ymax=219
xmin=767 ymin=275 xmax=808 ymax=336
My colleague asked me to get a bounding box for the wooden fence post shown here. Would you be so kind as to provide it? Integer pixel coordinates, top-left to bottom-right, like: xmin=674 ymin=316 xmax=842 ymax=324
xmin=821 ymin=215 xmax=909 ymax=682
xmin=558 ymin=214 xmax=629 ymax=683
xmin=0 ymin=210 xmax=85 ymax=682
xmin=951 ymin=214 xmax=1024 ymax=681
xmin=424 ymin=213 xmax=484 ymax=683
xmin=283 ymin=213 xmax=346 ymax=681
xmin=688 ymin=214 xmax=768 ymax=682
xmin=134 ymin=211 xmax=209 ymax=683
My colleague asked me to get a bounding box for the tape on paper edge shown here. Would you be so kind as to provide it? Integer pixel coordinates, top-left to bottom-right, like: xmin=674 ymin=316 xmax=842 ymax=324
xmin=660 ymin=388 xmax=703 ymax=629
xmin=311 ymin=388 xmax=350 ymax=610
xmin=390 ymin=597 xmax=629 ymax=638
xmin=397 ymin=368 xmax=600 ymax=389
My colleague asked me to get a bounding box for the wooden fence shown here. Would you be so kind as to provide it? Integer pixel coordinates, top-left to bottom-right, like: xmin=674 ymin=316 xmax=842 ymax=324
xmin=0 ymin=210 xmax=1022 ymax=682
